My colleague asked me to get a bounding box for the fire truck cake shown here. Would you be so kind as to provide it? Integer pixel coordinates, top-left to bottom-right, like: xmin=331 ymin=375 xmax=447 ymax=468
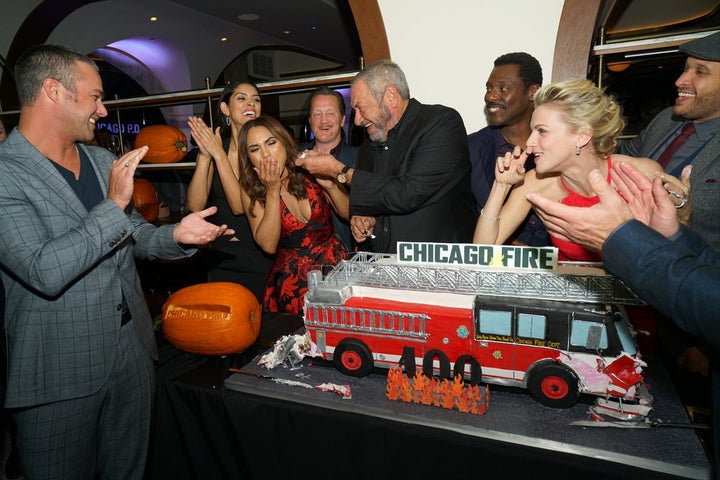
xmin=302 ymin=242 xmax=653 ymax=420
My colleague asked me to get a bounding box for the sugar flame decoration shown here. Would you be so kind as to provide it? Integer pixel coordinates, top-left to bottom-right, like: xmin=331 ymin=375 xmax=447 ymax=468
xmin=386 ymin=367 xmax=489 ymax=415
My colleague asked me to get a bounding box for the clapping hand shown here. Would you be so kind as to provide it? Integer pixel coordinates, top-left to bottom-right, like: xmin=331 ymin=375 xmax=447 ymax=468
xmin=526 ymin=162 xmax=682 ymax=252
xmin=657 ymin=165 xmax=692 ymax=226
xmin=613 ymin=162 xmax=680 ymax=238
xmin=526 ymin=167 xmax=633 ymax=251
xmin=108 ymin=146 xmax=148 ymax=210
xmin=172 ymin=206 xmax=234 ymax=245
xmin=188 ymin=116 xmax=224 ymax=160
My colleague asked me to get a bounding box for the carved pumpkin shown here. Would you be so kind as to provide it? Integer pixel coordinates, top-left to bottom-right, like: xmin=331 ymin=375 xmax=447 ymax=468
xmin=135 ymin=125 xmax=188 ymax=163
xmin=162 ymin=282 xmax=262 ymax=355
xmin=131 ymin=178 xmax=159 ymax=222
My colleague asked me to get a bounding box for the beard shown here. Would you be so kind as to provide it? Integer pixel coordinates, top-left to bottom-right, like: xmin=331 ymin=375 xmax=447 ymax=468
xmin=367 ymin=104 xmax=393 ymax=142
xmin=673 ymin=90 xmax=720 ymax=121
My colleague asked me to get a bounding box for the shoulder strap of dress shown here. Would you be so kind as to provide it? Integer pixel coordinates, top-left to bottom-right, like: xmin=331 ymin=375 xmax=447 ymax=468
xmin=606 ymin=156 xmax=612 ymax=183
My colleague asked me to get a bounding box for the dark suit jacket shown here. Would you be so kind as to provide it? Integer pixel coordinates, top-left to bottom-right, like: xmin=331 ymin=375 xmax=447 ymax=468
xmin=603 ymin=220 xmax=720 ymax=469
xmin=468 ymin=127 xmax=508 ymax=215
xmin=620 ymin=107 xmax=720 ymax=250
xmin=350 ymin=99 xmax=475 ymax=253
xmin=604 ymin=221 xmax=720 ymax=347
xmin=0 ymin=129 xmax=193 ymax=408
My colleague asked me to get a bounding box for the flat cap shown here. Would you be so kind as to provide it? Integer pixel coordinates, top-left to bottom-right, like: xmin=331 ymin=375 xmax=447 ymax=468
xmin=679 ymin=31 xmax=720 ymax=62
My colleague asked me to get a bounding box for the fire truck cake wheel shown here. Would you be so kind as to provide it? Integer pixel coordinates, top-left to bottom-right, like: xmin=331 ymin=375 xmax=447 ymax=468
xmin=333 ymin=339 xmax=374 ymax=377
xmin=527 ymin=363 xmax=581 ymax=408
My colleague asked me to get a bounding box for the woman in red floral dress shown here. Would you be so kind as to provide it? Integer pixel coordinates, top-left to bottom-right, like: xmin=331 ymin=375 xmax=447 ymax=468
xmin=238 ymin=116 xmax=349 ymax=314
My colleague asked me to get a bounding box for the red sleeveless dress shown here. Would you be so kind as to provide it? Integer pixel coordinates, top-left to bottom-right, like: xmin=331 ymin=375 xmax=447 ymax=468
xmin=550 ymin=158 xmax=612 ymax=262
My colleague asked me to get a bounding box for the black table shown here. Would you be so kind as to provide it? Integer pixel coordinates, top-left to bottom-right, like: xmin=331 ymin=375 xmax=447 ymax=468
xmin=148 ymin=315 xmax=712 ymax=480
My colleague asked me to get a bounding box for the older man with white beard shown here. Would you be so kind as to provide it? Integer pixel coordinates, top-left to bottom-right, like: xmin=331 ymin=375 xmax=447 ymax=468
xmin=297 ymin=60 xmax=475 ymax=253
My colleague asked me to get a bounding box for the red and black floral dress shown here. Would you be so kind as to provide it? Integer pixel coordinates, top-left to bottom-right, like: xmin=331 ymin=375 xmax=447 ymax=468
xmin=263 ymin=176 xmax=348 ymax=314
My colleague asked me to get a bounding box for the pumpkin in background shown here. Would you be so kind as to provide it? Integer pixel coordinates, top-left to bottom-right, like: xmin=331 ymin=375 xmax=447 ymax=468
xmin=162 ymin=282 xmax=262 ymax=355
xmin=131 ymin=178 xmax=159 ymax=222
xmin=135 ymin=125 xmax=188 ymax=163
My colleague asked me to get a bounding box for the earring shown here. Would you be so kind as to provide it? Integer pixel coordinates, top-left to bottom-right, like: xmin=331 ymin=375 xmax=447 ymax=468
xmin=225 ymin=115 xmax=231 ymax=126
xmin=575 ymin=146 xmax=581 ymax=155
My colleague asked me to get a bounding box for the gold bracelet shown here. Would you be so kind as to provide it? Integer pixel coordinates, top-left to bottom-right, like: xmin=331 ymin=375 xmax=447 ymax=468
xmin=480 ymin=208 xmax=500 ymax=221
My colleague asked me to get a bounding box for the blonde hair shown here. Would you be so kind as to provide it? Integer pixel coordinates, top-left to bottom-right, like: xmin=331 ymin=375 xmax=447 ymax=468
xmin=533 ymin=78 xmax=624 ymax=157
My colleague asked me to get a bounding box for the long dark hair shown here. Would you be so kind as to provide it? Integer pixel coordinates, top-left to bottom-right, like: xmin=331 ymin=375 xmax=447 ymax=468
xmin=238 ymin=116 xmax=307 ymax=216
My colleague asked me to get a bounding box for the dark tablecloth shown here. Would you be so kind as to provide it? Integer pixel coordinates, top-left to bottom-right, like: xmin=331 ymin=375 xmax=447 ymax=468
xmin=148 ymin=314 xmax=712 ymax=480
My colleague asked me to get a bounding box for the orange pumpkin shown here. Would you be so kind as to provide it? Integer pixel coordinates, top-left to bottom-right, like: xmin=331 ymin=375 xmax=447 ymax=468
xmin=131 ymin=178 xmax=159 ymax=222
xmin=162 ymin=282 xmax=262 ymax=355
xmin=135 ymin=125 xmax=188 ymax=163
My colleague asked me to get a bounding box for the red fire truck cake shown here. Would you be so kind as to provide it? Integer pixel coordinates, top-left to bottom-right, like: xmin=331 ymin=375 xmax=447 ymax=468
xmin=303 ymin=242 xmax=652 ymax=420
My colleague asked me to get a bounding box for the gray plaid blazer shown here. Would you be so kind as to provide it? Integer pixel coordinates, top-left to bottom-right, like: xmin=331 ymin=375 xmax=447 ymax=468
xmin=0 ymin=129 xmax=194 ymax=408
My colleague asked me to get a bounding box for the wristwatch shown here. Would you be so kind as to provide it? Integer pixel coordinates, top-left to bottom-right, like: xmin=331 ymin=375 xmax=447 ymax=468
xmin=337 ymin=165 xmax=351 ymax=184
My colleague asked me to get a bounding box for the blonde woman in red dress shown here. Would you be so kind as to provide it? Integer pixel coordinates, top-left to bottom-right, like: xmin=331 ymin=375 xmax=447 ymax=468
xmin=473 ymin=78 xmax=691 ymax=261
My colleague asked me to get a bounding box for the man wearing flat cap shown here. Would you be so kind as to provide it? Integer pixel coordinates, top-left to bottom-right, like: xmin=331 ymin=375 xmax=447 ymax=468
xmin=619 ymin=30 xmax=720 ymax=444
xmin=620 ymin=30 xmax=720 ymax=251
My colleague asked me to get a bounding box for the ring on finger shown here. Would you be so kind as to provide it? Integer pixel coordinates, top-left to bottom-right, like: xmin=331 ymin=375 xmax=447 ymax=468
xmin=667 ymin=189 xmax=688 ymax=207
xmin=124 ymin=161 xmax=130 ymax=168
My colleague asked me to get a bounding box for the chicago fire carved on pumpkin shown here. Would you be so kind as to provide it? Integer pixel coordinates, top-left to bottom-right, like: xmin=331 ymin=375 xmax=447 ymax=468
xmin=164 ymin=304 xmax=232 ymax=322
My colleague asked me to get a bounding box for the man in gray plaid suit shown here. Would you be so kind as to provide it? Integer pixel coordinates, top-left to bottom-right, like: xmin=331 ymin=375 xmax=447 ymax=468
xmin=0 ymin=44 xmax=233 ymax=479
